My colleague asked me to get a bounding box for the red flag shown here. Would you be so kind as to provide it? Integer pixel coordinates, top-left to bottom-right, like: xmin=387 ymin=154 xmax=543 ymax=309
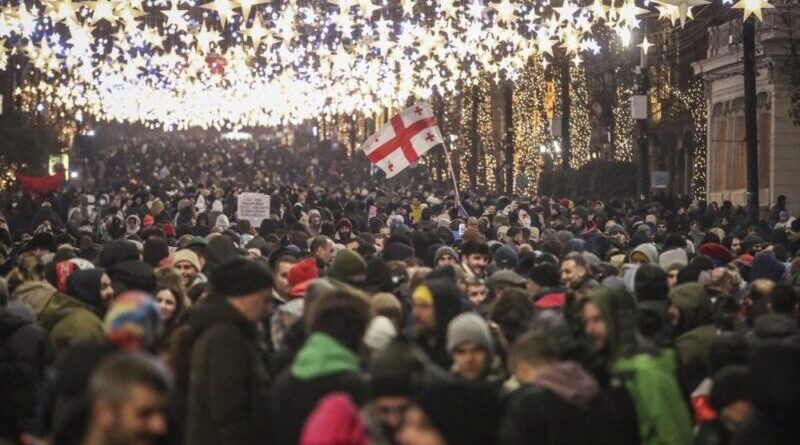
xmin=16 ymin=172 xmax=64 ymax=196
xmin=361 ymin=102 xmax=444 ymax=178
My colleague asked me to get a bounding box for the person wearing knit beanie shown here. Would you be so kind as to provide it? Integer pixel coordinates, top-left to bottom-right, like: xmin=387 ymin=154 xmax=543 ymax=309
xmin=172 ymin=249 xmax=202 ymax=288
xmin=570 ymin=206 xmax=589 ymax=231
xmin=288 ymin=258 xmax=319 ymax=298
xmin=494 ymin=244 xmax=518 ymax=270
xmin=107 ymin=260 xmax=157 ymax=296
xmin=750 ymin=252 xmax=786 ymax=283
xmin=446 ymin=313 xmax=494 ymax=381
xmin=659 ymin=248 xmax=688 ymax=269
xmin=371 ymin=292 xmax=403 ymax=326
xmin=185 ymin=257 xmax=274 ymax=445
xmin=335 ymin=218 xmax=353 ymax=242
xmin=104 ymin=291 xmax=163 ymax=351
xmin=698 ymin=243 xmax=735 ymax=267
xmin=382 ymin=242 xmax=415 ymax=263
xmin=433 ymin=246 xmax=458 ymax=268
xmin=327 ymin=249 xmax=367 ymax=286
xmin=399 ymin=382 xmax=500 ymax=445
xmin=741 ymin=234 xmax=765 ymax=255
xmin=209 ymin=257 xmax=273 ymax=300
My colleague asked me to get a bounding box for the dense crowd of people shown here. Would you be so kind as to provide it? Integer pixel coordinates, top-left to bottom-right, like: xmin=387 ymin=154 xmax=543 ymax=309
xmin=0 ymin=132 xmax=799 ymax=445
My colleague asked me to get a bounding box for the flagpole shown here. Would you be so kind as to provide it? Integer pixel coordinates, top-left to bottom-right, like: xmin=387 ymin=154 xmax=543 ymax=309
xmin=441 ymin=143 xmax=463 ymax=213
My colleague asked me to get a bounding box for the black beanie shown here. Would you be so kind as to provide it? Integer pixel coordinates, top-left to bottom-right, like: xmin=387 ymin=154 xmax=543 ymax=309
xmin=107 ymin=260 xmax=157 ymax=296
xmin=27 ymin=232 xmax=57 ymax=253
xmin=210 ymin=257 xmax=273 ymax=298
xmin=143 ymin=237 xmax=169 ymax=268
xmin=417 ymin=382 xmax=500 ymax=445
xmin=382 ymin=242 xmax=415 ymax=262
xmin=528 ymin=263 xmax=561 ymax=287
xmin=709 ymin=365 xmax=751 ymax=411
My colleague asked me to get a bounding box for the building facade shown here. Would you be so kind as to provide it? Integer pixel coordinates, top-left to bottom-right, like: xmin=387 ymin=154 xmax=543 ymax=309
xmin=693 ymin=9 xmax=800 ymax=215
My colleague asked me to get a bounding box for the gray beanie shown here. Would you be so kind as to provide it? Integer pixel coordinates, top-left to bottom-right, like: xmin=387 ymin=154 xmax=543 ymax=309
xmin=434 ymin=246 xmax=459 ymax=264
xmin=446 ymin=313 xmax=494 ymax=356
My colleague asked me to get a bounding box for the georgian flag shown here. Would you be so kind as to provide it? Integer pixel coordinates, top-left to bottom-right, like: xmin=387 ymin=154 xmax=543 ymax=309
xmin=361 ymin=102 xmax=444 ymax=178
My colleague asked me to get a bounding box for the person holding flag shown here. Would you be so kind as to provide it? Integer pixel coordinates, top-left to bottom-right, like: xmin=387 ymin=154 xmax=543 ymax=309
xmin=362 ymin=102 xmax=467 ymax=219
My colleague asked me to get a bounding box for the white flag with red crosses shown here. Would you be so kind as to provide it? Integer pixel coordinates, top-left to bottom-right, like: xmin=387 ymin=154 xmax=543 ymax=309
xmin=361 ymin=102 xmax=444 ymax=178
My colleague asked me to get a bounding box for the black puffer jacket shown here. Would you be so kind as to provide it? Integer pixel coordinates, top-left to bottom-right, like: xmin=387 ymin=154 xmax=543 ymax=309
xmin=0 ymin=310 xmax=51 ymax=441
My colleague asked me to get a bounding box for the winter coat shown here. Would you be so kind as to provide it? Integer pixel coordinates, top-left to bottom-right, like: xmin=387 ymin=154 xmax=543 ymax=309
xmin=733 ymin=413 xmax=800 ymax=445
xmin=298 ymin=393 xmax=368 ymax=445
xmin=500 ymin=361 xmax=640 ymax=445
xmin=65 ymin=269 xmax=107 ymax=317
xmin=269 ymin=333 xmax=367 ymax=445
xmin=183 ymin=298 xmax=271 ymax=445
xmin=613 ymin=351 xmax=692 ymax=445
xmin=51 ymin=340 xmax=119 ymax=445
xmin=12 ymin=281 xmax=57 ymax=316
xmin=674 ymin=324 xmax=717 ymax=397
xmin=748 ymin=313 xmax=799 ymax=345
xmin=38 ymin=292 xmax=104 ymax=357
xmin=669 ymin=283 xmax=717 ymax=397
xmin=588 ymin=288 xmax=693 ymax=445
xmin=0 ymin=310 xmax=51 ymax=440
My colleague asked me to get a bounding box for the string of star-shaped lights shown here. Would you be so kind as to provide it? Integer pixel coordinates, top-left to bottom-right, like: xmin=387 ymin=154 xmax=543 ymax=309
xmin=733 ymin=0 xmax=774 ymax=21
xmin=0 ymin=0 xmax=775 ymax=130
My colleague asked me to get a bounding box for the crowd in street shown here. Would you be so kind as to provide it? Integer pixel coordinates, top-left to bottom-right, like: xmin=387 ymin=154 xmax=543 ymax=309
xmin=0 ymin=132 xmax=799 ymax=445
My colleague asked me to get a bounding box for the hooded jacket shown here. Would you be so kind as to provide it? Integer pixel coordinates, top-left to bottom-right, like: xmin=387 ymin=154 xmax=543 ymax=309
xmin=411 ymin=271 xmax=465 ymax=369
xmin=668 ymin=283 xmax=717 ymax=396
xmin=299 ymin=393 xmax=368 ymax=445
xmin=500 ymin=361 xmax=639 ymax=445
xmin=270 ymin=333 xmax=366 ymax=445
xmin=0 ymin=310 xmax=51 ymax=439
xmin=38 ymin=292 xmax=104 ymax=357
xmin=12 ymin=281 xmax=57 ymax=316
xmin=750 ymin=313 xmax=799 ymax=343
xmin=66 ymin=269 xmax=106 ymax=316
xmin=588 ymin=287 xmax=693 ymax=445
xmin=183 ymin=298 xmax=271 ymax=445
xmin=631 ymin=243 xmax=659 ymax=265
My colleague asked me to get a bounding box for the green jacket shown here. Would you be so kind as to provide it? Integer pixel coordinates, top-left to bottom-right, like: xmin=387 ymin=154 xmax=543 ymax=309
xmin=38 ymin=292 xmax=104 ymax=356
xmin=291 ymin=332 xmax=360 ymax=380
xmin=613 ymin=350 xmax=693 ymax=445
xmin=589 ymin=287 xmax=693 ymax=445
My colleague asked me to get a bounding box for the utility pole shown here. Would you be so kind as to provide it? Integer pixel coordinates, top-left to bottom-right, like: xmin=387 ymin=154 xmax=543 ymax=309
xmin=742 ymin=17 xmax=760 ymax=225
xmin=468 ymin=85 xmax=479 ymax=190
xmin=503 ymin=83 xmax=514 ymax=194
xmin=634 ymin=50 xmax=650 ymax=207
xmin=560 ymin=59 xmax=571 ymax=170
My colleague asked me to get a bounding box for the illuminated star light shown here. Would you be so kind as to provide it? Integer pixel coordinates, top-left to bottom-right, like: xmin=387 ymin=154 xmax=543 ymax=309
xmin=44 ymin=0 xmax=78 ymax=23
xmin=160 ymin=2 xmax=189 ymax=31
xmin=86 ymin=0 xmax=117 ymax=25
xmin=651 ymin=0 xmax=710 ymax=28
xmin=236 ymin=0 xmax=269 ymax=21
xmin=733 ymin=0 xmax=774 ymax=21
xmin=491 ymin=0 xmax=517 ymax=24
xmin=200 ymin=0 xmax=239 ymax=28
xmin=553 ymin=1 xmax=580 ymax=23
xmin=638 ymin=36 xmax=654 ymax=54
